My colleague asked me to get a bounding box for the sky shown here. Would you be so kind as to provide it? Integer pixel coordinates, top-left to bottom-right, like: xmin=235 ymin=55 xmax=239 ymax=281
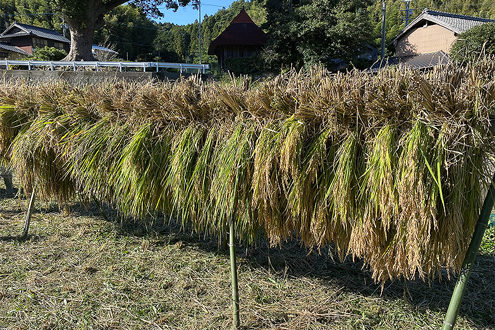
xmin=156 ymin=1 xmax=237 ymax=25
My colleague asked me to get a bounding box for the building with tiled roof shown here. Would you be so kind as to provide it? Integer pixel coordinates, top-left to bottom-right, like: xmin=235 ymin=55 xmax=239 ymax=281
xmin=0 ymin=43 xmax=30 ymax=58
xmin=393 ymin=9 xmax=495 ymax=57
xmin=0 ymin=22 xmax=70 ymax=59
xmin=371 ymin=9 xmax=495 ymax=72
xmin=208 ymin=9 xmax=268 ymax=70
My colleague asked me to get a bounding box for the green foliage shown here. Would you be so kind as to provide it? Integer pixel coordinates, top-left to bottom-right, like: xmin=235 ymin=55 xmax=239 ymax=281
xmin=154 ymin=24 xmax=187 ymax=62
xmin=93 ymin=5 xmax=157 ymax=61
xmin=369 ymin=0 xmax=403 ymax=54
xmin=262 ymin=0 xmax=373 ymax=70
xmin=450 ymin=22 xmax=495 ymax=62
xmin=28 ymin=46 xmax=67 ymax=61
xmin=224 ymin=55 xmax=264 ymax=75
xmin=0 ymin=0 xmax=16 ymax=30
xmin=13 ymin=0 xmax=61 ymax=31
xmin=5 ymin=0 xmax=495 ymax=68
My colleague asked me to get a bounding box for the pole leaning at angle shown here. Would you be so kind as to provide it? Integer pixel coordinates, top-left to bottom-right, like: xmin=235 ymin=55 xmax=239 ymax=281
xmin=229 ymin=217 xmax=240 ymax=328
xmin=22 ymin=188 xmax=36 ymax=238
xmin=442 ymin=174 xmax=495 ymax=329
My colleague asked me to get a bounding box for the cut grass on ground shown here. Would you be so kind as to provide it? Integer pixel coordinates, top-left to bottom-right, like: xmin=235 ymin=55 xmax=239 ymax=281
xmin=0 ymin=186 xmax=494 ymax=330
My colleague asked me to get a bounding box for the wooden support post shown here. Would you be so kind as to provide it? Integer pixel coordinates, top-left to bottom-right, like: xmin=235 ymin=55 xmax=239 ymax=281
xmin=22 ymin=188 xmax=36 ymax=238
xmin=92 ymin=195 xmax=109 ymax=222
xmin=229 ymin=217 xmax=240 ymax=328
xmin=442 ymin=173 xmax=495 ymax=330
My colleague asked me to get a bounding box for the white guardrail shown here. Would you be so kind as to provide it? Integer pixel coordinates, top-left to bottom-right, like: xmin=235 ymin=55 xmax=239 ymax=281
xmin=0 ymin=60 xmax=209 ymax=74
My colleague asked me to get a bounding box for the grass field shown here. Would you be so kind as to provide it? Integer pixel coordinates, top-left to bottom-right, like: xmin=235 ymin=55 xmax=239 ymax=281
xmin=0 ymin=184 xmax=494 ymax=330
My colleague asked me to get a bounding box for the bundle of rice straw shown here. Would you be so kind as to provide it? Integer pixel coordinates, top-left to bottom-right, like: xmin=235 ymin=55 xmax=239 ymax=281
xmin=1 ymin=60 xmax=494 ymax=283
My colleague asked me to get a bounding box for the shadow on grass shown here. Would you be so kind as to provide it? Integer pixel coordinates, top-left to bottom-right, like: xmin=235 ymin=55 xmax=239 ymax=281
xmin=0 ymin=233 xmax=46 ymax=242
xmin=0 ymin=187 xmax=21 ymax=200
xmin=99 ymin=205 xmax=495 ymax=328
xmin=3 ymin=197 xmax=494 ymax=328
xmin=241 ymin=240 xmax=495 ymax=328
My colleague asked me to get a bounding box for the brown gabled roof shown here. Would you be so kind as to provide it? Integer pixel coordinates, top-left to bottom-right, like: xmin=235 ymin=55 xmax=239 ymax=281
xmin=0 ymin=43 xmax=30 ymax=56
xmin=0 ymin=22 xmax=70 ymax=44
xmin=208 ymin=9 xmax=268 ymax=55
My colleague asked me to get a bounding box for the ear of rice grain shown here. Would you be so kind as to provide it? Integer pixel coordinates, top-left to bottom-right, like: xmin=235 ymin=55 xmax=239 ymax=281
xmin=2 ymin=60 xmax=495 ymax=283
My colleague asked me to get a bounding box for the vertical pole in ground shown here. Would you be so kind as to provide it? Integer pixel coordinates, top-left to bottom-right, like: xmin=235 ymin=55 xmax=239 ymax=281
xmin=381 ymin=1 xmax=387 ymax=59
xmin=442 ymin=174 xmax=495 ymax=330
xmin=198 ymin=0 xmax=202 ymax=65
xmin=404 ymin=0 xmax=412 ymax=26
xmin=22 ymin=188 xmax=36 ymax=238
xmin=229 ymin=217 xmax=240 ymax=328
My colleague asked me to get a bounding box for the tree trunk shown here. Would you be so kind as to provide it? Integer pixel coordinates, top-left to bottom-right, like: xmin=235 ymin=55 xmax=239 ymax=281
xmin=62 ymin=0 xmax=107 ymax=61
xmin=64 ymin=24 xmax=97 ymax=61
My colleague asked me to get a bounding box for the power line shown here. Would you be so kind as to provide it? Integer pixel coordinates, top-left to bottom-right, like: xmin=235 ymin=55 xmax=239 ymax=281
xmin=0 ymin=12 xmax=58 ymax=17
xmin=202 ymin=3 xmax=227 ymax=8
xmin=109 ymin=21 xmax=196 ymax=36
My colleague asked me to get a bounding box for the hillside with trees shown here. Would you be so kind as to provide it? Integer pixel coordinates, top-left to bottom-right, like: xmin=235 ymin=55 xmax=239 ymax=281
xmin=2 ymin=0 xmax=495 ymax=69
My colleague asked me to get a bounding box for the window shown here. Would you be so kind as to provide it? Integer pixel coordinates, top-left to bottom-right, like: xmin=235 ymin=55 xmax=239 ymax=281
xmin=32 ymin=38 xmax=48 ymax=49
xmin=53 ymin=42 xmax=64 ymax=50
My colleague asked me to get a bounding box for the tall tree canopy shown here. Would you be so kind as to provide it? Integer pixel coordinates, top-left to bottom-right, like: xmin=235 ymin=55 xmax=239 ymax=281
xmin=93 ymin=5 xmax=157 ymax=61
xmin=0 ymin=0 xmax=16 ymax=30
xmin=262 ymin=0 xmax=373 ymax=70
xmin=51 ymin=0 xmax=198 ymax=60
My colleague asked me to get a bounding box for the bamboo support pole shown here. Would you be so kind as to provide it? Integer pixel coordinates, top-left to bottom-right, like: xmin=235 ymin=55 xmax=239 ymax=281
xmin=229 ymin=217 xmax=240 ymax=328
xmin=22 ymin=188 xmax=36 ymax=238
xmin=92 ymin=195 xmax=109 ymax=222
xmin=442 ymin=173 xmax=495 ymax=330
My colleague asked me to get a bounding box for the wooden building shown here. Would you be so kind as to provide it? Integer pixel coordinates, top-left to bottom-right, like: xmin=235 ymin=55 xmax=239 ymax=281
xmin=0 ymin=22 xmax=70 ymax=59
xmin=208 ymin=9 xmax=268 ymax=70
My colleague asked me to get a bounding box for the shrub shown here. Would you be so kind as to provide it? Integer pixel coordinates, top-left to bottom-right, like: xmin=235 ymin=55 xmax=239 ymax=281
xmin=27 ymin=46 xmax=67 ymax=61
xmin=450 ymin=22 xmax=495 ymax=62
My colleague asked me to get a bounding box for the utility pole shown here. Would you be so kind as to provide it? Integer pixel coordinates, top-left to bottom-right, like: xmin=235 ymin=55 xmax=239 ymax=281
xmin=402 ymin=0 xmax=413 ymax=27
xmin=381 ymin=1 xmax=386 ymax=59
xmin=198 ymin=0 xmax=202 ymax=64
xmin=61 ymin=16 xmax=68 ymax=38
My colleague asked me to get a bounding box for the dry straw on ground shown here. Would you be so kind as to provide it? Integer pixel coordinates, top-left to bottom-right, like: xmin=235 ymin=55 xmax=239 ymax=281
xmin=1 ymin=61 xmax=495 ymax=283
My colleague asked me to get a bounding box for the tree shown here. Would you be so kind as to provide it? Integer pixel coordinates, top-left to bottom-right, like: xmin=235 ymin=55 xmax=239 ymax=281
xmin=0 ymin=0 xmax=16 ymax=30
xmin=261 ymin=0 xmax=300 ymax=68
xmin=50 ymin=0 xmax=198 ymax=61
xmin=262 ymin=0 xmax=373 ymax=70
xmin=93 ymin=5 xmax=157 ymax=61
xmin=154 ymin=24 xmax=182 ymax=62
xmin=450 ymin=22 xmax=495 ymax=62
xmin=13 ymin=0 xmax=61 ymax=32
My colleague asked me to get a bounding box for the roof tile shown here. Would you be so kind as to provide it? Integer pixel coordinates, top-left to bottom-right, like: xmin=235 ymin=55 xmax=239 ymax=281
xmin=394 ymin=9 xmax=495 ymax=42
xmin=0 ymin=22 xmax=70 ymax=44
xmin=369 ymin=50 xmax=450 ymax=72
xmin=0 ymin=43 xmax=30 ymax=56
